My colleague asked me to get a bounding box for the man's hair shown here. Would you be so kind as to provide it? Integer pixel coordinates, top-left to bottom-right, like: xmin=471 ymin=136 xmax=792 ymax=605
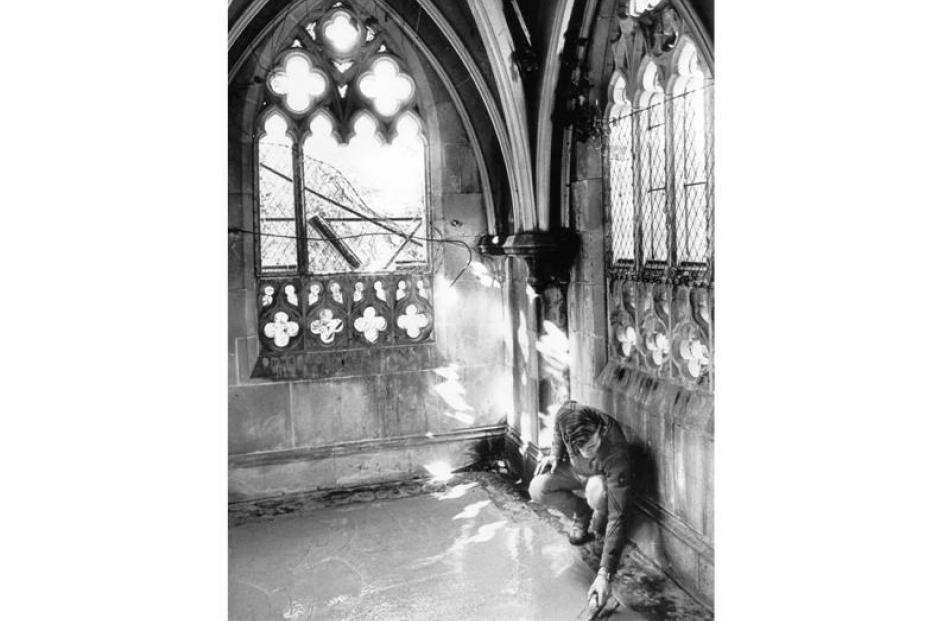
xmin=558 ymin=402 xmax=602 ymax=450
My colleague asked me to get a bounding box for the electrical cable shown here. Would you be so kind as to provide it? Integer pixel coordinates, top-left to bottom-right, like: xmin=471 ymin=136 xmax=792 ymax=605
xmin=228 ymin=227 xmax=478 ymax=287
xmin=601 ymin=83 xmax=713 ymax=128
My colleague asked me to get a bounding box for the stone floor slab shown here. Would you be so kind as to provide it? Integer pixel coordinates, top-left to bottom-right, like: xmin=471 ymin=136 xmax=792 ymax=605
xmin=228 ymin=472 xmax=713 ymax=621
xmin=229 ymin=474 xmax=703 ymax=620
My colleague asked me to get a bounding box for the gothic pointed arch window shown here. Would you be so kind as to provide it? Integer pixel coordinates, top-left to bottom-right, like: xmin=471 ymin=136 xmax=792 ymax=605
xmin=601 ymin=7 xmax=714 ymax=388
xmin=255 ymin=7 xmax=428 ymax=277
xmin=635 ymin=60 xmax=668 ymax=265
xmin=605 ymin=32 xmax=714 ymax=281
xmin=247 ymin=3 xmax=437 ymax=365
xmin=670 ymin=37 xmax=712 ymax=267
xmin=257 ymin=108 xmax=299 ymax=272
xmin=606 ymin=72 xmax=635 ymax=264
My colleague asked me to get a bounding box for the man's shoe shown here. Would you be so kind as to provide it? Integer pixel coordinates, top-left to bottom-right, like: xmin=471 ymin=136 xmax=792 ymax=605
xmin=568 ymin=513 xmax=593 ymax=545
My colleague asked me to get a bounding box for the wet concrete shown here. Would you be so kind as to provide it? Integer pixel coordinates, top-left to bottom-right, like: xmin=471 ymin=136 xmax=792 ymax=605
xmin=229 ymin=473 xmax=710 ymax=620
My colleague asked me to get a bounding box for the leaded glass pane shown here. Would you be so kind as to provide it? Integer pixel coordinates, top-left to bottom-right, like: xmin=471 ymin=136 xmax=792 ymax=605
xmin=257 ymin=11 xmax=429 ymax=280
xmin=673 ymin=42 xmax=710 ymax=265
xmin=258 ymin=113 xmax=297 ymax=272
xmin=608 ymin=75 xmax=635 ymax=264
xmin=302 ymin=111 xmax=427 ymax=274
xmin=639 ymin=91 xmax=667 ymax=262
xmin=260 ymin=220 xmax=298 ymax=273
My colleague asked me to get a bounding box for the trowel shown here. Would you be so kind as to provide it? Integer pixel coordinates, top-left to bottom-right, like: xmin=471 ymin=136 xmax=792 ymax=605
xmin=573 ymin=593 xmax=620 ymax=620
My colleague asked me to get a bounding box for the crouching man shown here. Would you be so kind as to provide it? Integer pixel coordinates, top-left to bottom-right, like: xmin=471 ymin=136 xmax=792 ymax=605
xmin=529 ymin=401 xmax=633 ymax=607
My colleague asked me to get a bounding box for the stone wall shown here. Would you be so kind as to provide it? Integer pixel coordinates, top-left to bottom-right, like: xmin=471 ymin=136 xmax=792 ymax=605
xmin=567 ymin=129 xmax=714 ymax=608
xmin=228 ymin=13 xmax=512 ymax=502
xmin=551 ymin=1 xmax=716 ymax=607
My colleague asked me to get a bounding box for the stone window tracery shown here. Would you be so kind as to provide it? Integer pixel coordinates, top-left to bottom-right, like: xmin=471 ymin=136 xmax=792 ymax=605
xmin=671 ymin=40 xmax=711 ymax=266
xmin=604 ymin=27 xmax=713 ymax=282
xmin=607 ymin=73 xmax=635 ymax=265
xmin=255 ymin=6 xmax=428 ymax=277
xmin=249 ymin=4 xmax=435 ymax=376
xmin=602 ymin=14 xmax=713 ymax=389
xmin=636 ymin=61 xmax=669 ymax=265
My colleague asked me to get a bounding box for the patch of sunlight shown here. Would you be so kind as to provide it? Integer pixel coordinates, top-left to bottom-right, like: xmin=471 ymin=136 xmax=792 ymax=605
xmin=517 ymin=312 xmax=529 ymax=360
xmin=467 ymin=520 xmax=506 ymax=544
xmin=525 ymin=283 xmax=539 ymax=301
xmin=469 ymin=261 xmax=499 ymax=288
xmin=424 ymin=461 xmax=454 ymax=482
xmin=433 ymin=481 xmax=478 ymax=501
xmin=432 ymin=383 xmax=473 ymax=412
xmin=505 ymin=525 xmax=535 ymax=563
xmin=520 ymin=411 xmax=534 ymax=439
xmin=445 ymin=520 xmax=508 ymax=557
xmin=538 ymin=403 xmax=559 ymax=450
xmin=452 ymin=499 xmax=491 ymax=520
xmin=442 ymin=410 xmax=476 ymax=425
xmin=433 ymin=274 xmax=458 ymax=307
xmin=536 ymin=320 xmax=570 ymax=369
xmin=450 ymin=521 xmax=508 ymax=554
xmin=433 ymin=364 xmax=461 ymax=381
xmin=431 ymin=364 xmax=473 ymax=412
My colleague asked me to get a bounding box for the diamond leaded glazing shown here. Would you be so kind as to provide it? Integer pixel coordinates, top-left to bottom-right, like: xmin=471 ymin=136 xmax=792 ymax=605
xmin=256 ymin=7 xmax=428 ymax=278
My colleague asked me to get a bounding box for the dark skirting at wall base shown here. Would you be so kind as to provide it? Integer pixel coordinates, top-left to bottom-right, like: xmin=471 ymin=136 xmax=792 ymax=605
xmin=229 ymin=424 xmax=506 ymax=502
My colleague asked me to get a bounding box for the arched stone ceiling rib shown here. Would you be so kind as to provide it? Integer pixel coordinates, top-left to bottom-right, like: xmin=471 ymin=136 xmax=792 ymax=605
xmin=371 ymin=0 xmax=499 ymax=233
xmin=228 ymin=0 xmax=507 ymax=234
xmin=534 ymin=0 xmax=575 ymax=232
xmin=463 ymin=0 xmax=537 ymax=233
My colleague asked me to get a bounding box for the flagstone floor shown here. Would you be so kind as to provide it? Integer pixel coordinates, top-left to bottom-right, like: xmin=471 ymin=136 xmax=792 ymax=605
xmin=229 ymin=473 xmax=711 ymax=621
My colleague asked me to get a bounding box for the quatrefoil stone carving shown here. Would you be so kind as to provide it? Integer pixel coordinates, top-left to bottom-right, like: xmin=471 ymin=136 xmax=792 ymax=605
xmin=617 ymin=325 xmax=638 ymax=358
xmin=323 ymin=12 xmax=360 ymax=55
xmin=354 ymin=306 xmax=387 ymax=343
xmin=679 ymin=334 xmax=710 ymax=378
xmin=268 ymin=52 xmax=328 ymax=114
xmin=644 ymin=330 xmax=670 ymax=366
xmin=310 ymin=308 xmax=344 ymax=344
xmin=358 ymin=57 xmax=413 ymax=117
xmin=397 ymin=304 xmax=429 ymax=339
xmin=263 ymin=311 xmax=300 ymax=347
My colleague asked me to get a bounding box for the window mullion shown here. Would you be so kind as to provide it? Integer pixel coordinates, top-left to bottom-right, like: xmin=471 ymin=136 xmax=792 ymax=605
xmin=252 ymin=134 xmax=263 ymax=277
xmin=704 ymin=80 xmax=714 ymax=272
xmin=292 ymin=132 xmax=309 ymax=276
xmin=665 ymin=96 xmax=677 ymax=272
xmin=633 ymin=109 xmax=644 ymax=278
xmin=627 ymin=107 xmax=637 ymax=269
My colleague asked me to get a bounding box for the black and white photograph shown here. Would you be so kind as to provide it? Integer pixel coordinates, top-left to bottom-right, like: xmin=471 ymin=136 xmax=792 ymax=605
xmin=226 ymin=1 xmax=713 ymax=618
xmin=5 ymin=1 xmax=949 ymax=619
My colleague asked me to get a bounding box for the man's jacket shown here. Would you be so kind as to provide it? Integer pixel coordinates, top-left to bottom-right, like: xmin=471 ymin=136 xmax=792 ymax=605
xmin=551 ymin=405 xmax=634 ymax=575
